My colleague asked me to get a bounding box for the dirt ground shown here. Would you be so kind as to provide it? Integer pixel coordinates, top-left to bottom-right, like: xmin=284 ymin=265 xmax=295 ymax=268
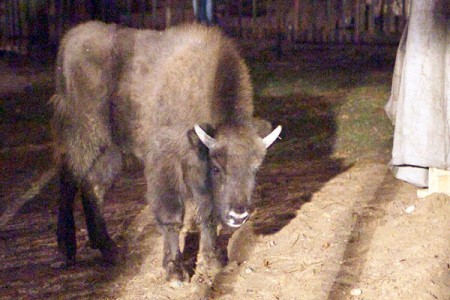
xmin=0 ymin=45 xmax=449 ymax=300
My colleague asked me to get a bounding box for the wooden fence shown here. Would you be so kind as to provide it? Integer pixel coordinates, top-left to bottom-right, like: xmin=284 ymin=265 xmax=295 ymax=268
xmin=0 ymin=0 xmax=409 ymax=55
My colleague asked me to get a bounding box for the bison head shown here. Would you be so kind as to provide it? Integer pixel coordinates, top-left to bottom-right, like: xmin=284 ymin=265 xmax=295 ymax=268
xmin=193 ymin=121 xmax=281 ymax=228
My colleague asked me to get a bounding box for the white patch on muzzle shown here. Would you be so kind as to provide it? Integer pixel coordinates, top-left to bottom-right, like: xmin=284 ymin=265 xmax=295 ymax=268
xmin=225 ymin=220 xmax=243 ymax=228
xmin=225 ymin=210 xmax=250 ymax=228
xmin=229 ymin=210 xmax=249 ymax=220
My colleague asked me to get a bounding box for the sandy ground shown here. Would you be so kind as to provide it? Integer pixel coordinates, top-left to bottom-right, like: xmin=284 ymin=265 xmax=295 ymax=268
xmin=0 ymin=50 xmax=449 ymax=300
xmin=116 ymin=163 xmax=450 ymax=300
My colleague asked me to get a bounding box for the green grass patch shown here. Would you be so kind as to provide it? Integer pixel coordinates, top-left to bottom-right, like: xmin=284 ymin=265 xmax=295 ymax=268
xmin=249 ymin=47 xmax=395 ymax=164
xmin=335 ymin=84 xmax=393 ymax=161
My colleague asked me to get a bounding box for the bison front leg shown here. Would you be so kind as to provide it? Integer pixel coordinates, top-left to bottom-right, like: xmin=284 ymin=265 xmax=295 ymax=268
xmin=150 ymin=191 xmax=186 ymax=281
xmin=190 ymin=192 xmax=222 ymax=284
xmin=57 ymin=162 xmax=79 ymax=266
xmin=160 ymin=223 xmax=189 ymax=282
xmin=193 ymin=217 xmax=222 ymax=285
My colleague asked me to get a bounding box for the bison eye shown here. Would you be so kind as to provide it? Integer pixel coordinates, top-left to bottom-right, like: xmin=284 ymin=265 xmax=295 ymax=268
xmin=211 ymin=166 xmax=220 ymax=174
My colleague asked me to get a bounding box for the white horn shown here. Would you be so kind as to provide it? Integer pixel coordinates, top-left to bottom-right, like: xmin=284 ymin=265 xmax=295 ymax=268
xmin=262 ymin=125 xmax=282 ymax=148
xmin=194 ymin=124 xmax=217 ymax=149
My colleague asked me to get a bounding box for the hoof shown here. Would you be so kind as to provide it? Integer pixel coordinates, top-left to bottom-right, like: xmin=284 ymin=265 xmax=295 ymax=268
xmin=192 ymin=272 xmax=214 ymax=287
xmin=165 ymin=261 xmax=190 ymax=283
xmin=192 ymin=280 xmax=213 ymax=300
xmin=169 ymin=280 xmax=184 ymax=289
xmin=100 ymin=243 xmax=123 ymax=265
xmin=194 ymin=256 xmax=222 ymax=284
xmin=51 ymin=257 xmax=76 ymax=269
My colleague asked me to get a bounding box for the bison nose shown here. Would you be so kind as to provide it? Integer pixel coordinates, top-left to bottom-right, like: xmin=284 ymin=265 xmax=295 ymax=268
xmin=225 ymin=208 xmax=250 ymax=228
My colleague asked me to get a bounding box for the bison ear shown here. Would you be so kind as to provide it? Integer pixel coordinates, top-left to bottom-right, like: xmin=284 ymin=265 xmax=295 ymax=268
xmin=253 ymin=118 xmax=282 ymax=148
xmin=253 ymin=118 xmax=273 ymax=138
xmin=188 ymin=123 xmax=216 ymax=150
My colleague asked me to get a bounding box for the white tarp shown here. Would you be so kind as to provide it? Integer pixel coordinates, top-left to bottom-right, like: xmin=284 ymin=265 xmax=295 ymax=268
xmin=385 ymin=0 xmax=450 ymax=187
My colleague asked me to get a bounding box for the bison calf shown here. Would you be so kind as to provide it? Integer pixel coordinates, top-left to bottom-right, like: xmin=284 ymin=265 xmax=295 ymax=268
xmin=52 ymin=21 xmax=281 ymax=283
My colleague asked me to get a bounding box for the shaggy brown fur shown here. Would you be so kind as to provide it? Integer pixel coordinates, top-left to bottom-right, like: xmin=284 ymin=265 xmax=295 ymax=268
xmin=52 ymin=21 xmax=279 ymax=282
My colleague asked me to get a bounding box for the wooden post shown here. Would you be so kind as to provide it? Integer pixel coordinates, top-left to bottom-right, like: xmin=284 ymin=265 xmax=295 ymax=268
xmin=24 ymin=0 xmax=31 ymax=52
xmin=383 ymin=0 xmax=393 ymax=34
xmin=238 ymin=0 xmax=243 ymax=37
xmin=340 ymin=0 xmax=347 ymax=43
xmin=152 ymin=0 xmax=157 ymax=28
xmin=354 ymin=0 xmax=361 ymax=43
xmin=335 ymin=0 xmax=342 ymax=43
xmin=389 ymin=0 xmax=396 ymax=33
xmin=47 ymin=0 xmax=53 ymax=49
xmin=275 ymin=0 xmax=284 ymax=56
xmin=251 ymin=0 xmax=256 ymax=35
xmin=367 ymin=1 xmax=374 ymax=34
xmin=0 ymin=1 xmax=4 ymax=48
xmin=180 ymin=0 xmax=186 ymax=23
xmin=4 ymin=0 xmax=8 ymax=41
xmin=401 ymin=0 xmax=406 ymax=28
xmin=14 ymin=0 xmax=20 ymax=51
xmin=224 ymin=0 xmax=230 ymax=34
xmin=312 ymin=0 xmax=318 ymax=42
xmin=66 ymin=0 xmax=71 ymax=27
xmin=54 ymin=0 xmax=62 ymax=43
xmin=139 ymin=0 xmax=146 ymax=28
xmin=124 ymin=0 xmax=132 ymax=26
xmin=293 ymin=0 xmax=300 ymax=41
xmin=165 ymin=0 xmax=172 ymax=28
xmin=10 ymin=0 xmax=16 ymax=43
xmin=266 ymin=0 xmax=272 ymax=38
xmin=324 ymin=0 xmax=332 ymax=42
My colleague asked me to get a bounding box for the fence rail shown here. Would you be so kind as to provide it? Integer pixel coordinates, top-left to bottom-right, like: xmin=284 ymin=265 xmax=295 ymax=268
xmin=0 ymin=0 xmax=408 ymax=56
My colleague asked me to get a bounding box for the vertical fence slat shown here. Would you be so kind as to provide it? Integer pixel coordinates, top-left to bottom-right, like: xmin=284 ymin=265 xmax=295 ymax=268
xmin=152 ymin=0 xmax=157 ymax=28
xmin=0 ymin=0 xmax=410 ymax=56
xmin=139 ymin=0 xmax=146 ymax=28
xmin=238 ymin=0 xmax=243 ymax=37
xmin=165 ymin=0 xmax=171 ymax=28
xmin=251 ymin=0 xmax=256 ymax=34
xmin=354 ymin=0 xmax=361 ymax=43
xmin=293 ymin=0 xmax=299 ymax=41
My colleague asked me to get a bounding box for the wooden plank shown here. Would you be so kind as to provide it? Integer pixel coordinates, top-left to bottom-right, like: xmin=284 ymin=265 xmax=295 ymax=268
xmin=417 ymin=168 xmax=450 ymax=198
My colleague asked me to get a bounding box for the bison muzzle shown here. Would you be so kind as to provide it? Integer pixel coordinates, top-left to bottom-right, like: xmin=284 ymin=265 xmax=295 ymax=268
xmin=51 ymin=21 xmax=281 ymax=283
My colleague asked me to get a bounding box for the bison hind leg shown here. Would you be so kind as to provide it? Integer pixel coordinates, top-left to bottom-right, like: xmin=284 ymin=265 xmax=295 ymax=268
xmin=57 ymin=161 xmax=79 ymax=266
xmin=80 ymin=147 xmax=123 ymax=264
